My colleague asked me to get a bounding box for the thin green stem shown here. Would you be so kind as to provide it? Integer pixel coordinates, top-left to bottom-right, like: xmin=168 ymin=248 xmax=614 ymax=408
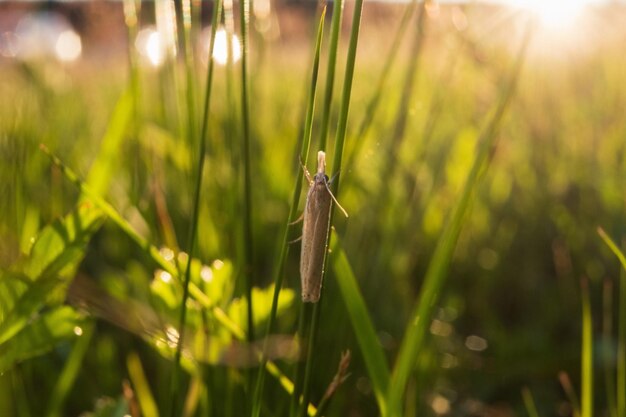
xmin=298 ymin=0 xmax=365 ymax=413
xmin=169 ymin=0 xmax=222 ymax=413
xmin=521 ymin=387 xmax=540 ymax=417
xmin=299 ymin=302 xmax=321 ymax=417
xmin=580 ymin=279 xmax=593 ymax=417
xmin=239 ymin=0 xmax=255 ymax=345
xmin=291 ymin=303 xmax=311 ymax=417
xmin=603 ymin=280 xmax=617 ymax=417
xmin=252 ymin=8 xmax=327 ymax=417
xmin=345 ymin=0 xmax=419 ymax=169
xmin=318 ymin=0 xmax=345 ymax=151
xmin=597 ymin=228 xmax=626 ymax=417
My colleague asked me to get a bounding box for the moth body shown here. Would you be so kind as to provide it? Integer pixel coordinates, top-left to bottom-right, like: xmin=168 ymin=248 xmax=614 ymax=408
xmin=300 ymin=152 xmax=332 ymax=303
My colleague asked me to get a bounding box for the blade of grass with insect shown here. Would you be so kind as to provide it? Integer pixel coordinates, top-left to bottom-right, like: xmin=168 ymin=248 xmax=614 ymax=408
xmin=299 ymin=0 xmax=365 ymax=414
xmin=317 ymin=0 xmax=344 ymax=151
xmin=597 ymin=228 xmax=626 ymax=417
xmin=252 ymin=8 xmax=326 ymax=417
xmin=580 ymin=279 xmax=593 ymax=417
xmin=239 ymin=0 xmax=255 ymax=345
xmin=330 ymin=231 xmax=390 ymax=414
xmin=38 ymin=146 xmax=308 ymax=405
xmin=386 ymin=22 xmax=532 ymax=416
xmin=169 ymin=0 xmax=223 ymax=412
xmin=521 ymin=387 xmax=541 ymax=417
xmin=45 ymin=322 xmax=95 ymax=417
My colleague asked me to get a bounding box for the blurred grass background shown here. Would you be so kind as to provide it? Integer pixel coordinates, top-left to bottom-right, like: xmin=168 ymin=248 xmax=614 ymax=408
xmin=2 ymin=1 xmax=626 ymax=416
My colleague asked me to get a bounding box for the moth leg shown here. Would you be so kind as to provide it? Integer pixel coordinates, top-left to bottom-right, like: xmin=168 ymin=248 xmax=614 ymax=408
xmin=288 ymin=235 xmax=302 ymax=244
xmin=299 ymin=158 xmax=314 ymax=184
xmin=289 ymin=212 xmax=304 ymax=225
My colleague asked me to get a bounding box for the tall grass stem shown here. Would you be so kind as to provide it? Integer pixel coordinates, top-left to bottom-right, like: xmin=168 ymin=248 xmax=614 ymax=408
xmin=252 ymin=8 xmax=327 ymax=417
xmin=169 ymin=0 xmax=223 ymax=413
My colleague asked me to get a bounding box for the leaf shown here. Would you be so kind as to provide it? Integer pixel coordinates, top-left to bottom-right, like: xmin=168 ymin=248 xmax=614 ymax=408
xmin=0 ymin=306 xmax=86 ymax=374
xmin=330 ymin=232 xmax=390 ymax=414
xmin=386 ymin=24 xmax=532 ymax=415
xmin=22 ymin=203 xmax=105 ymax=281
xmin=0 ymin=204 xmax=104 ymax=345
xmin=85 ymin=89 xmax=133 ymax=196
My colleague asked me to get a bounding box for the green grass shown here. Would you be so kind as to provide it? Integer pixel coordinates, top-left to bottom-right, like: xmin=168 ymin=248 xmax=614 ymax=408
xmin=2 ymin=1 xmax=626 ymax=416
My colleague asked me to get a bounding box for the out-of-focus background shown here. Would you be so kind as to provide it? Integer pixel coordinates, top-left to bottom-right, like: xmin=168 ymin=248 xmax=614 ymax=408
xmin=2 ymin=0 xmax=626 ymax=416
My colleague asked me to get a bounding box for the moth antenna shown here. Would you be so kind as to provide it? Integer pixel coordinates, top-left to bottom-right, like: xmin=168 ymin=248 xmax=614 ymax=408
xmin=324 ymin=182 xmax=348 ymax=218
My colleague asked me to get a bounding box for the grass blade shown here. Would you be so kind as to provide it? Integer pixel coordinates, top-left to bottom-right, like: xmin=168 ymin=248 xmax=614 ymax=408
xmin=603 ymin=280 xmax=617 ymax=417
xmin=347 ymin=0 xmax=419 ymax=166
xmin=317 ymin=0 xmax=344 ymax=151
xmin=330 ymin=231 xmax=390 ymax=413
xmin=580 ymin=279 xmax=593 ymax=417
xmin=299 ymin=0 xmax=366 ymax=413
xmin=239 ymin=0 xmax=255 ymax=344
xmin=46 ymin=322 xmax=95 ymax=417
xmin=616 ymin=268 xmax=626 ymax=417
xmin=598 ymin=228 xmax=626 ymax=417
xmin=386 ymin=22 xmax=532 ymax=416
xmin=253 ymin=7 xmax=327 ymax=417
xmin=169 ymin=0 xmax=223 ymax=412
xmin=127 ymin=352 xmax=159 ymax=417
xmin=521 ymin=387 xmax=540 ymax=417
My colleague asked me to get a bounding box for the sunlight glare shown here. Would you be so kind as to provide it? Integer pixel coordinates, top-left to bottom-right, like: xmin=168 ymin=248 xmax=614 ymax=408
xmin=202 ymin=27 xmax=241 ymax=66
xmin=55 ymin=29 xmax=82 ymax=62
xmin=512 ymin=0 xmax=590 ymax=30
xmin=135 ymin=27 xmax=165 ymax=67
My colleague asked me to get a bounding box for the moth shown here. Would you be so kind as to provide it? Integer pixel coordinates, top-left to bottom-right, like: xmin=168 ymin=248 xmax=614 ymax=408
xmin=300 ymin=151 xmax=347 ymax=303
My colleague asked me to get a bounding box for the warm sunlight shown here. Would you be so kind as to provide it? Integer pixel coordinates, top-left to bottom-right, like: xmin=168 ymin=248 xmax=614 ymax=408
xmin=509 ymin=0 xmax=594 ymax=30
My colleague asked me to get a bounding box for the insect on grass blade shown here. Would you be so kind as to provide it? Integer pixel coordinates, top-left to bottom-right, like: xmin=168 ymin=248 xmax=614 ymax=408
xmin=300 ymin=151 xmax=346 ymax=303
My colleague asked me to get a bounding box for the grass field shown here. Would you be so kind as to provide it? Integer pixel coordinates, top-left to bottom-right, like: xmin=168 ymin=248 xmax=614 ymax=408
xmin=2 ymin=1 xmax=626 ymax=416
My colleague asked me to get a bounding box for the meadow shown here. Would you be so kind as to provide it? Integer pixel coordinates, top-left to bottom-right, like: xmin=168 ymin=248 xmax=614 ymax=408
xmin=1 ymin=1 xmax=626 ymax=416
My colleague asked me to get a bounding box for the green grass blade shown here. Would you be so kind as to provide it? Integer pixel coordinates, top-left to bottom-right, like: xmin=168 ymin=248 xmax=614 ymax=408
xmin=84 ymin=90 xmax=133 ymax=197
xmin=299 ymin=0 xmax=366 ymax=413
xmin=347 ymin=0 xmax=418 ymax=165
xmin=580 ymin=279 xmax=593 ymax=417
xmin=521 ymin=387 xmax=540 ymax=417
xmin=330 ymin=231 xmax=389 ymax=413
xmin=317 ymin=0 xmax=344 ymax=151
xmin=170 ymin=0 xmax=223 ymax=412
xmin=598 ymin=228 xmax=626 ymax=269
xmin=598 ymin=228 xmax=626 ymax=417
xmin=127 ymin=352 xmax=159 ymax=417
xmin=239 ymin=0 xmax=255 ymax=344
xmin=386 ymin=23 xmax=532 ymax=416
xmin=46 ymin=322 xmax=95 ymax=417
xmin=616 ymin=268 xmax=626 ymax=417
xmin=603 ymin=280 xmax=617 ymax=417
xmin=253 ymin=8 xmax=326 ymax=417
